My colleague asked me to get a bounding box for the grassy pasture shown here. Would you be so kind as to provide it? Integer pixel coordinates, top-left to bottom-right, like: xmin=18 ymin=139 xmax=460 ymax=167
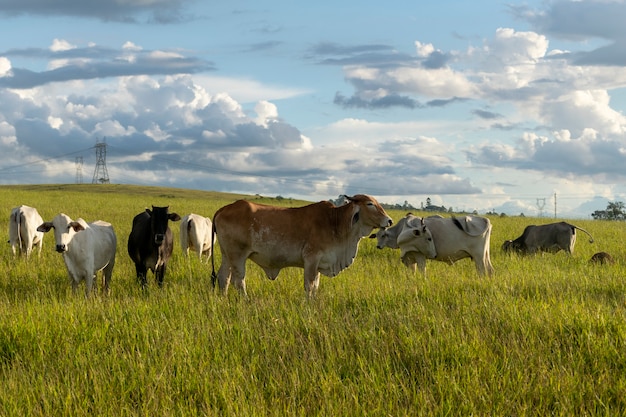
xmin=0 ymin=184 xmax=625 ymax=416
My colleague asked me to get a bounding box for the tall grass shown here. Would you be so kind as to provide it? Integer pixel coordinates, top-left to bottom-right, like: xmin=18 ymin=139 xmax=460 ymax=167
xmin=0 ymin=184 xmax=625 ymax=415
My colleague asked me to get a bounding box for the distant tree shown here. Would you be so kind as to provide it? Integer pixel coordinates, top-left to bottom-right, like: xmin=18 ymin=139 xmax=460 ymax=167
xmin=592 ymin=201 xmax=626 ymax=220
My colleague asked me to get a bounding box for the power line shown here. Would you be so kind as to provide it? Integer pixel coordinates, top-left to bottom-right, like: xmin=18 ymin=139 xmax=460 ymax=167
xmin=0 ymin=147 xmax=94 ymax=174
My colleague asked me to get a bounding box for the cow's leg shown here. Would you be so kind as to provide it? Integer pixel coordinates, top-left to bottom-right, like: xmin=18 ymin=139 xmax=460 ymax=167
xmin=303 ymin=262 xmax=321 ymax=298
xmin=216 ymin=261 xmax=231 ymax=295
xmin=135 ymin=263 xmax=148 ymax=288
xmin=25 ymin=239 xmax=32 ymax=258
xmin=229 ymin=260 xmax=247 ymax=297
xmin=476 ymin=252 xmax=495 ymax=277
xmin=415 ymin=255 xmax=427 ymax=275
xmin=401 ymin=253 xmax=418 ymax=273
xmin=70 ymin=275 xmax=80 ymax=294
xmin=85 ymin=273 xmax=94 ymax=297
xmin=474 ymin=258 xmax=486 ymax=277
xmin=484 ymin=256 xmax=494 ymax=277
xmin=103 ymin=262 xmax=114 ymax=296
xmin=156 ymin=265 xmax=166 ymax=287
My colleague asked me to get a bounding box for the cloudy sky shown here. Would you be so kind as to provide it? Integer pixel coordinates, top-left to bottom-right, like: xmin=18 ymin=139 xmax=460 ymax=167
xmin=0 ymin=0 xmax=625 ymax=218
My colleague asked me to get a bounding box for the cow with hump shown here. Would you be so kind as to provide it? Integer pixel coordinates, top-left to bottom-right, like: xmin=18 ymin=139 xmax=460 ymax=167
xmin=9 ymin=205 xmax=45 ymax=258
xmin=502 ymin=221 xmax=594 ymax=255
xmin=127 ymin=206 xmax=181 ymax=288
xmin=371 ymin=213 xmax=494 ymax=277
xmin=211 ymin=194 xmax=393 ymax=297
xmin=37 ymin=213 xmax=117 ymax=296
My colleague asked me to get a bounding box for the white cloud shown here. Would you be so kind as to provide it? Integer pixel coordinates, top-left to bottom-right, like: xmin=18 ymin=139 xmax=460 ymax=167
xmin=254 ymin=100 xmax=278 ymax=127
xmin=50 ymin=39 xmax=76 ymax=52
xmin=0 ymin=57 xmax=11 ymax=77
xmin=193 ymin=75 xmax=311 ymax=104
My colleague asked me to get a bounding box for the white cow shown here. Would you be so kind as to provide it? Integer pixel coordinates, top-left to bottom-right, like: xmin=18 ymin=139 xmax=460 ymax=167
xmin=180 ymin=213 xmax=213 ymax=261
xmin=372 ymin=214 xmax=494 ymax=277
xmin=8 ymin=205 xmax=45 ymax=258
xmin=38 ymin=213 xmax=117 ymax=296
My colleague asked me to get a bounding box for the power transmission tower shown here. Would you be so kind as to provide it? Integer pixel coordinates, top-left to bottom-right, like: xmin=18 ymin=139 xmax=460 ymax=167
xmin=536 ymin=198 xmax=546 ymax=217
xmin=92 ymin=140 xmax=110 ymax=184
xmin=75 ymin=156 xmax=83 ymax=184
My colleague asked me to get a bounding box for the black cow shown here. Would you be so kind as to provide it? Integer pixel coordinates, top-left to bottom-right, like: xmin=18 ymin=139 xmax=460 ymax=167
xmin=127 ymin=206 xmax=181 ymax=287
xmin=502 ymin=221 xmax=594 ymax=255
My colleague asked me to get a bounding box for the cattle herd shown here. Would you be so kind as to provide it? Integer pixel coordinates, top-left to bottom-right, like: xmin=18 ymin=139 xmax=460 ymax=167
xmin=6 ymin=195 xmax=606 ymax=297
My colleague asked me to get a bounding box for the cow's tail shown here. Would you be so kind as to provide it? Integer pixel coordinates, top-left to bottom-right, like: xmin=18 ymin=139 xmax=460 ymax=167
xmin=574 ymin=225 xmax=595 ymax=243
xmin=210 ymin=220 xmax=217 ymax=288
xmin=13 ymin=210 xmax=23 ymax=251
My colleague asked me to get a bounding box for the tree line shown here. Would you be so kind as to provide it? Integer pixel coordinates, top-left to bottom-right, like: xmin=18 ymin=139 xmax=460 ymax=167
xmin=591 ymin=201 xmax=626 ymax=220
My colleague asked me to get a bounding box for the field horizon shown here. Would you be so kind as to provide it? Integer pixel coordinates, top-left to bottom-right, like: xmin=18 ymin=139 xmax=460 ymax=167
xmin=0 ymin=183 xmax=624 ymax=416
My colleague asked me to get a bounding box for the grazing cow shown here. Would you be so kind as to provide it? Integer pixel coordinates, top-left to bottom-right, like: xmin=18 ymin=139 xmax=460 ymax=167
xmin=502 ymin=222 xmax=594 ymax=255
xmin=180 ymin=213 xmax=213 ymax=261
xmin=211 ymin=194 xmax=393 ymax=297
xmin=8 ymin=205 xmax=45 ymax=258
xmin=369 ymin=215 xmax=437 ymax=268
xmin=37 ymin=214 xmax=116 ymax=296
xmin=127 ymin=206 xmax=181 ymax=287
xmin=371 ymin=214 xmax=494 ymax=277
xmin=590 ymin=251 xmax=614 ymax=265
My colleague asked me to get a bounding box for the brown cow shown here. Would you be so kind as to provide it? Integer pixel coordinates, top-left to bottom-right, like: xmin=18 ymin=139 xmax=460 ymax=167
xmin=211 ymin=194 xmax=393 ymax=297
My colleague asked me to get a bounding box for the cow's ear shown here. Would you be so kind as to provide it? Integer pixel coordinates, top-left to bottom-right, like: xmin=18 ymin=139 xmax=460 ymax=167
xmin=169 ymin=213 xmax=182 ymax=222
xmin=351 ymin=209 xmax=360 ymax=225
xmin=37 ymin=222 xmax=53 ymax=233
xmin=369 ymin=233 xmax=377 ymax=239
xmin=69 ymin=222 xmax=85 ymax=232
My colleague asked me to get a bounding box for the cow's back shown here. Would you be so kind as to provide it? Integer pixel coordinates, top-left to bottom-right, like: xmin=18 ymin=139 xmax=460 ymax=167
xmin=426 ymin=216 xmax=491 ymax=262
xmin=214 ymin=200 xmax=322 ymax=248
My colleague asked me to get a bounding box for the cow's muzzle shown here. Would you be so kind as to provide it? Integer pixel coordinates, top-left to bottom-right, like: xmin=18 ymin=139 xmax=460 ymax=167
xmin=154 ymin=234 xmax=165 ymax=245
xmin=55 ymin=244 xmax=66 ymax=253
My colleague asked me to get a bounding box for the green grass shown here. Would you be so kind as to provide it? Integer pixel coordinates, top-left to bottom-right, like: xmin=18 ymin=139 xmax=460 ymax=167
xmin=0 ymin=184 xmax=625 ymax=415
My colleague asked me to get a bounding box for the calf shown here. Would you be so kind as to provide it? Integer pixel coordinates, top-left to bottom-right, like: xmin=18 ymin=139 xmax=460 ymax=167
xmin=9 ymin=205 xmax=45 ymax=258
xmin=590 ymin=251 xmax=614 ymax=265
xmin=127 ymin=206 xmax=181 ymax=287
xmin=180 ymin=213 xmax=213 ymax=261
xmin=38 ymin=214 xmax=117 ymax=296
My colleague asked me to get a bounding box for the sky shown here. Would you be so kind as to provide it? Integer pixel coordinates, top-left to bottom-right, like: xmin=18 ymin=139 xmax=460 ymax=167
xmin=0 ymin=0 xmax=625 ymax=218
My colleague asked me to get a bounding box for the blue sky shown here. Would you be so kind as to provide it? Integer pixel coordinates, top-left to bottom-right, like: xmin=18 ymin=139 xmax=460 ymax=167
xmin=0 ymin=0 xmax=625 ymax=218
